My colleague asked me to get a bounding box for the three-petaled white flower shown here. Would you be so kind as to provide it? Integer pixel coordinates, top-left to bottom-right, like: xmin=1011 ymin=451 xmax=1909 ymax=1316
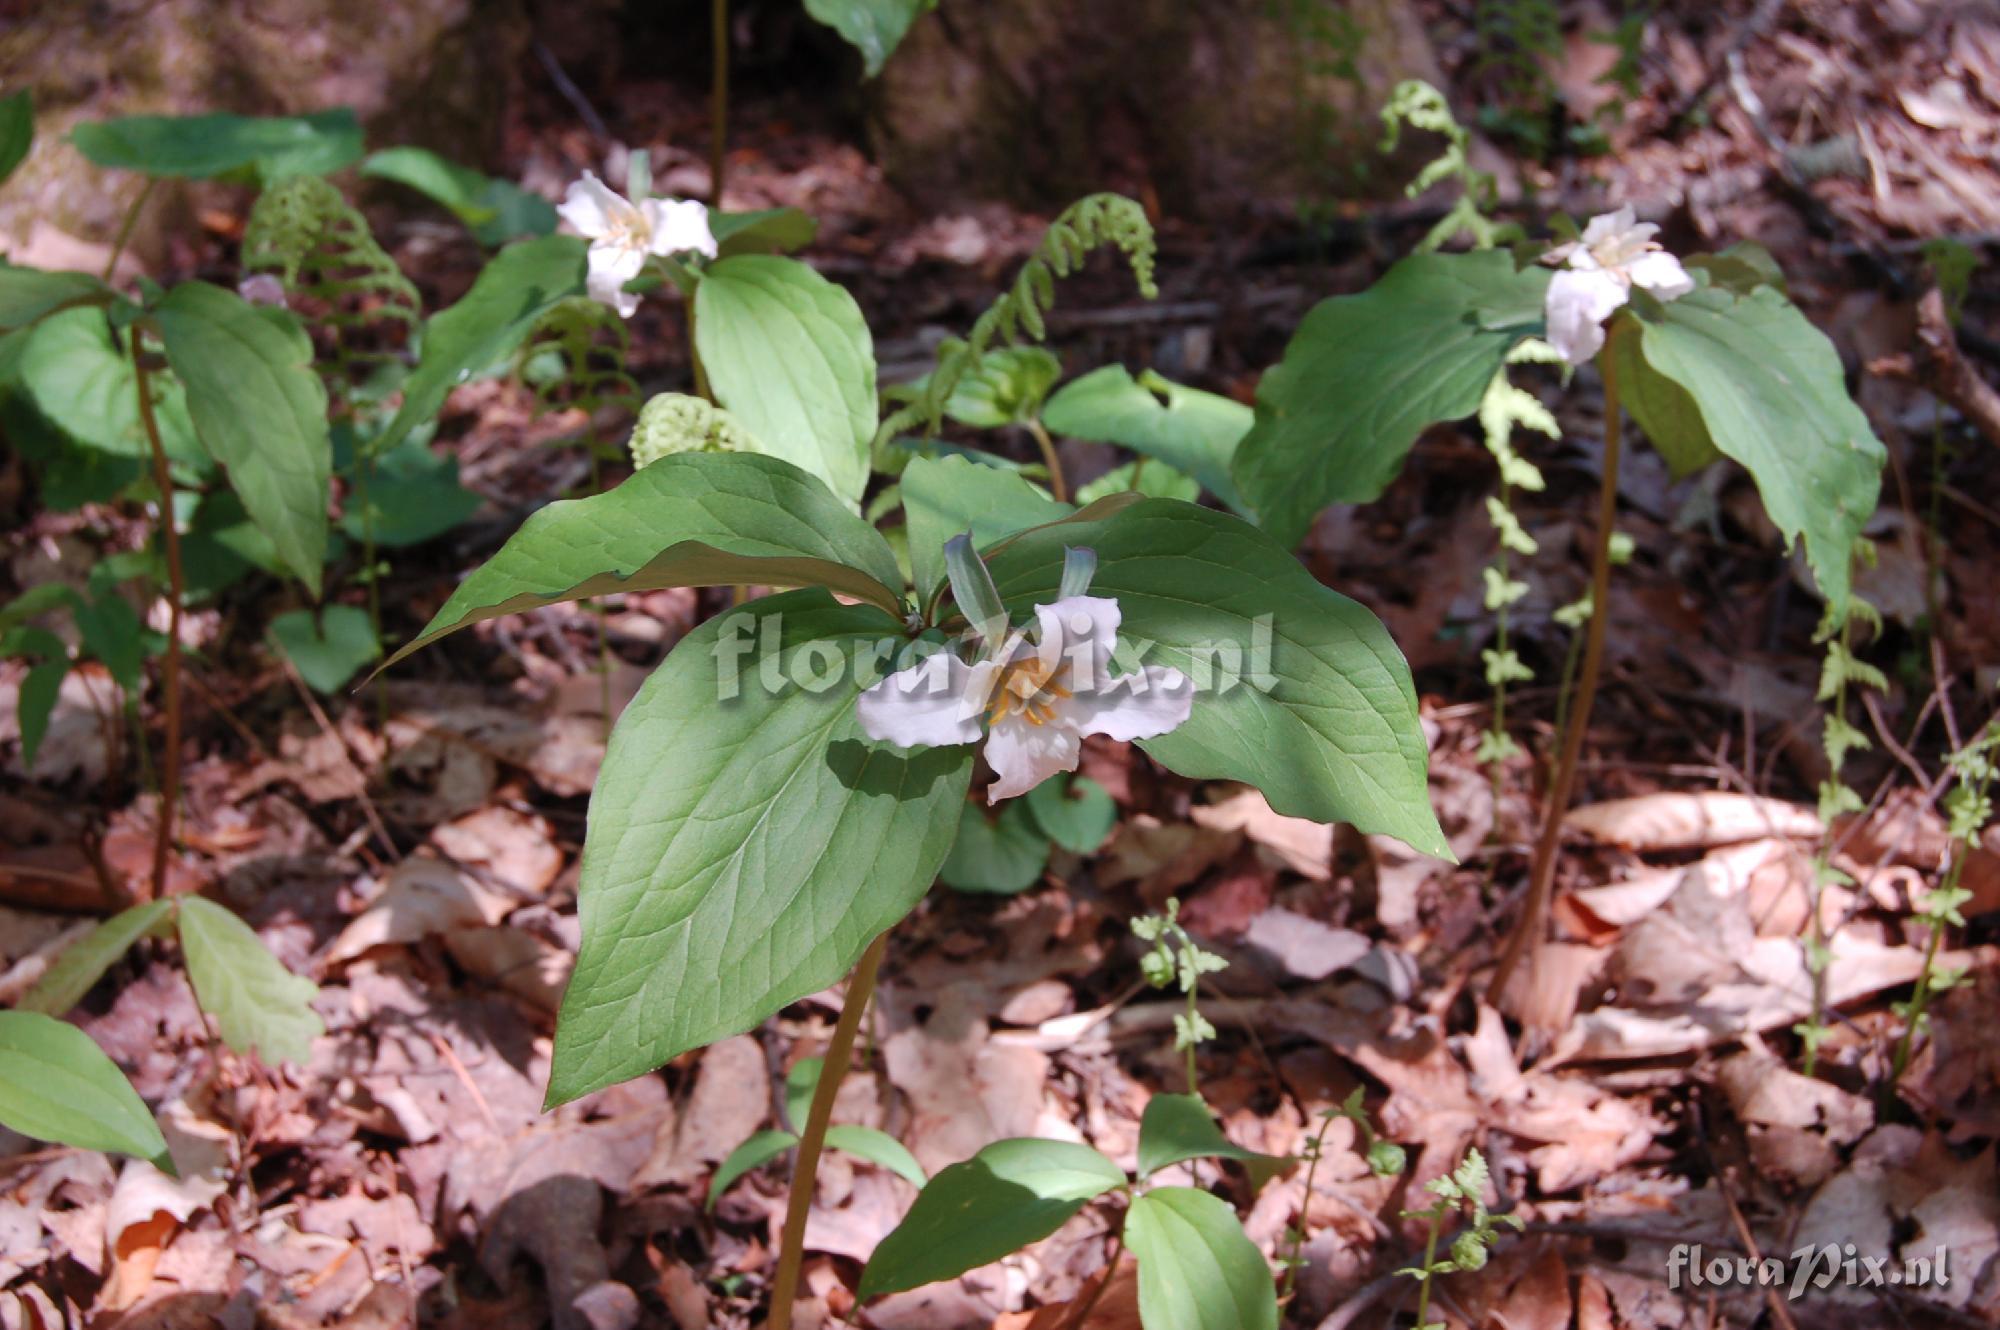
xmin=1543 ymin=205 xmax=1694 ymax=366
xmin=857 ymin=595 xmax=1194 ymax=802
xmin=558 ymin=171 xmax=717 ymax=318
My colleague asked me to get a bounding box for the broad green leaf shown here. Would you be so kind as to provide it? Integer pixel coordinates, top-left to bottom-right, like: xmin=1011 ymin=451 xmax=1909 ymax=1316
xmin=1233 ymin=251 xmax=1549 ymax=547
xmin=0 ymin=265 xmax=112 ymax=333
xmin=1044 ymin=366 xmax=1254 ymax=515
xmin=707 ymin=1129 xmax=797 ymax=1207
xmin=1074 ymin=459 xmax=1200 ymax=506
xmin=1611 ymin=283 xmax=1884 ymax=612
xmin=0 ymin=90 xmax=32 ymax=186
xmin=361 ymin=147 xmax=558 ymax=247
xmin=858 ymin=1138 xmax=1126 ymax=1298
xmin=1135 ymin=1093 xmax=1289 ymax=1191
xmin=70 ymin=109 xmax=362 ymax=182
xmin=176 ymin=896 xmax=323 ymax=1066
xmin=0 ymin=1011 xmax=170 ymax=1171
xmin=710 ymin=208 xmax=819 ymax=257
xmin=72 ymin=593 xmax=149 ymax=693
xmin=903 ymin=454 xmax=1067 ymax=608
xmin=17 ymin=657 xmax=68 ymax=770
xmin=339 ymin=438 xmax=481 ymax=548
xmin=19 ymin=900 xmax=174 ymax=1017
xmin=387 ymin=452 xmax=905 ymax=668
xmin=694 ymin=255 xmax=877 ymax=507
xmin=548 ymin=592 xmax=971 ymax=1106
xmin=803 ymin=0 xmax=936 ymax=76
xmin=153 ymin=282 xmax=331 ymax=594
xmin=918 ymin=346 xmax=1062 ymax=428
xmin=785 ymin=1055 xmax=822 ymax=1130
xmin=987 ymin=500 xmax=1449 ymax=857
xmin=377 ymin=235 xmax=586 ymax=454
xmin=17 ymin=307 xmax=203 ymax=467
xmin=939 ymin=800 xmax=1049 ymax=894
xmin=825 ymin=1126 xmax=928 ymax=1190
xmin=1024 ymin=774 xmax=1117 ymax=854
xmin=269 ymin=604 xmax=380 ymax=694
xmin=1124 ymin=1187 xmax=1277 ymax=1330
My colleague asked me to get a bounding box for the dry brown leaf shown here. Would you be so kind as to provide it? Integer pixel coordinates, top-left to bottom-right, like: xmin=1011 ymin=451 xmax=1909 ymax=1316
xmin=328 ymin=857 xmax=514 ymax=963
xmin=1241 ymin=907 xmax=1371 ymax=982
xmin=431 ymin=805 xmax=563 ymax=895
xmin=1565 ymin=792 xmax=1822 ymax=849
xmin=635 ymin=1035 xmax=767 ymax=1189
xmin=1190 ymin=787 xmax=1332 ymax=879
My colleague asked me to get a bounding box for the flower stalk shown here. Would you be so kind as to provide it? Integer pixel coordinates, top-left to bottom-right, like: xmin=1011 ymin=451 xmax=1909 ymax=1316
xmin=767 ymin=929 xmax=889 ymax=1330
xmin=1490 ymin=357 xmax=1624 ymax=1003
xmin=131 ymin=335 xmax=184 ymax=900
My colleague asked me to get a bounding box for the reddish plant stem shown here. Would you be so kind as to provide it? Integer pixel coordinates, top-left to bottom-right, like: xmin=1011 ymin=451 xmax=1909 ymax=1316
xmin=131 ymin=337 xmax=185 ymax=900
xmin=767 ymin=929 xmax=889 ymax=1330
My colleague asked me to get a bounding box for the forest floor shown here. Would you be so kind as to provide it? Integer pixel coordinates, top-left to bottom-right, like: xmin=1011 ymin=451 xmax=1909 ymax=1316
xmin=4 ymin=1 xmax=2000 ymax=1328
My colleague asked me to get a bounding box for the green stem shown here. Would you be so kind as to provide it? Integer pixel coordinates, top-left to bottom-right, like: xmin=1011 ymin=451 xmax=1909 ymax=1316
xmin=1278 ymin=1112 xmax=1339 ymax=1303
xmin=1183 ymin=982 xmax=1200 ymax=1094
xmin=131 ymin=335 xmax=184 ymax=900
xmin=355 ymin=428 xmax=387 ymax=733
xmin=768 ymin=930 xmax=889 ymax=1330
xmin=104 ymin=179 xmax=156 ymax=282
xmin=1490 ymin=359 xmax=1623 ymax=1004
xmin=1025 ymin=418 xmax=1069 ymax=503
xmin=1892 ymin=909 xmax=1947 ymax=1082
xmin=1412 ymin=1216 xmax=1443 ymax=1330
xmin=710 ymin=0 xmax=730 ymax=206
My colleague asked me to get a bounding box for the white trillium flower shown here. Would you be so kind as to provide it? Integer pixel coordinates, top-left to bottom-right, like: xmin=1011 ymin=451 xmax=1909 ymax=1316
xmin=1542 ymin=205 xmax=1695 ymax=366
xmin=857 ymin=594 xmax=1194 ymax=802
xmin=558 ymin=170 xmax=718 ymax=318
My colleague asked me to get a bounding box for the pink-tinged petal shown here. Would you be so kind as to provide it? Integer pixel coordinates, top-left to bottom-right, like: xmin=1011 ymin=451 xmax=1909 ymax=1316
xmin=857 ymin=653 xmax=982 ymax=749
xmin=983 ymin=716 xmax=1082 ymax=801
xmin=1034 ymin=595 xmax=1121 ymax=685
xmin=645 ymin=198 xmax=718 ymax=258
xmin=1628 ymin=250 xmax=1694 ymax=300
xmin=584 ymin=242 xmax=646 ymax=318
xmin=1068 ymin=665 xmax=1194 ymax=742
xmin=1544 ymin=267 xmax=1628 ymax=366
xmin=558 ymin=172 xmax=627 ymax=238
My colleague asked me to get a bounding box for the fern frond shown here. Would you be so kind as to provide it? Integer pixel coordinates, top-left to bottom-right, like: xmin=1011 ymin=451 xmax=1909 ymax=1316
xmin=875 ymin=193 xmax=1158 ymax=450
xmin=518 ymin=296 xmax=640 ymax=419
xmin=1379 ymin=80 xmax=1518 ymax=253
xmin=243 ymin=174 xmax=419 ymax=391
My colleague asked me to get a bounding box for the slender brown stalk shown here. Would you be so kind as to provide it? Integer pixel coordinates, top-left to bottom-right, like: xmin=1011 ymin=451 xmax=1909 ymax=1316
xmin=1025 ymin=418 xmax=1069 ymax=503
xmin=131 ymin=336 xmax=184 ymax=900
xmin=104 ymin=179 xmax=156 ymax=282
xmin=1058 ymin=1227 xmax=1127 ymax=1330
xmin=710 ymin=0 xmax=730 ymax=206
xmin=1489 ymin=361 xmax=1624 ymax=1004
xmin=767 ymin=930 xmax=889 ymax=1330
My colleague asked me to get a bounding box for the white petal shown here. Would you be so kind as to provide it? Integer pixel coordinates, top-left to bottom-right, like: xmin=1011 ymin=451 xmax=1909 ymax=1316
xmin=1034 ymin=595 xmax=1121 ymax=686
xmin=1580 ymin=205 xmax=1636 ymax=248
xmin=1628 ymin=250 xmax=1694 ymax=300
xmin=645 ymin=198 xmax=718 ymax=258
xmin=857 ymin=652 xmax=982 ymax=749
xmin=984 ymin=716 xmax=1081 ymax=802
xmin=584 ymin=242 xmax=645 ymax=318
xmin=1068 ymin=665 xmax=1194 ymax=742
xmin=1544 ymin=267 xmax=1628 ymax=366
xmin=558 ymin=172 xmax=628 ymax=239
